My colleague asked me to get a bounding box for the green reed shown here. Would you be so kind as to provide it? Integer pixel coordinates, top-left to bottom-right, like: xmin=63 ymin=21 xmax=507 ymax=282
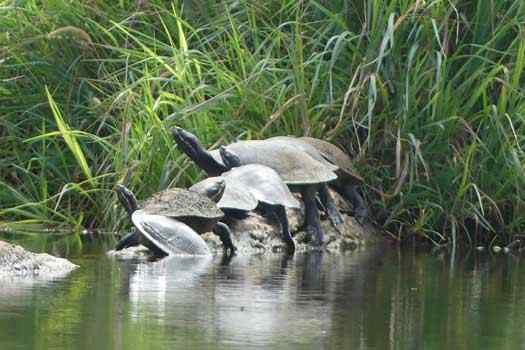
xmin=1 ymin=0 xmax=524 ymax=246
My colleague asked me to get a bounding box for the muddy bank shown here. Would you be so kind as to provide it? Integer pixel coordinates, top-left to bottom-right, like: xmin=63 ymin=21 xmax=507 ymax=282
xmin=110 ymin=190 xmax=381 ymax=259
xmin=0 ymin=240 xmax=78 ymax=278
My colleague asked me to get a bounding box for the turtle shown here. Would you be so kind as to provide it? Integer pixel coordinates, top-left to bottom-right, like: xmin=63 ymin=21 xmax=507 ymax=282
xmin=172 ymin=127 xmax=339 ymax=246
xmin=172 ymin=127 xmax=353 ymax=226
xmin=189 ymin=164 xmax=301 ymax=252
xmin=268 ymin=136 xmax=368 ymax=222
xmin=216 ymin=143 xmax=337 ymax=246
xmin=128 ymin=213 xmax=211 ymax=256
xmin=114 ymin=183 xmax=236 ymax=256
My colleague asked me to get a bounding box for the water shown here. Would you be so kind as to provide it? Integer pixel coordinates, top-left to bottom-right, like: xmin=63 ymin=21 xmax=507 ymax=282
xmin=1 ymin=239 xmax=525 ymax=349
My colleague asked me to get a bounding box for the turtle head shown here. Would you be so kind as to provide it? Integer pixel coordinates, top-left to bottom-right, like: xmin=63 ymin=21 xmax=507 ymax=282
xmin=219 ymin=146 xmax=242 ymax=169
xmin=115 ymin=184 xmax=139 ymax=217
xmin=189 ymin=178 xmax=226 ymax=203
xmin=206 ymin=179 xmax=226 ymax=203
xmin=172 ymin=127 xmax=228 ymax=176
xmin=171 ymin=127 xmax=203 ymax=159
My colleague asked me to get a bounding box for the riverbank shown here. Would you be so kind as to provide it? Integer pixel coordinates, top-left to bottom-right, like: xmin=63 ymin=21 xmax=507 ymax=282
xmin=2 ymin=1 xmax=524 ymax=246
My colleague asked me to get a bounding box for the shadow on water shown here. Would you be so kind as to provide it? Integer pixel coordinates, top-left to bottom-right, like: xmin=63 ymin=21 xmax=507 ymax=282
xmin=1 ymin=238 xmax=525 ymax=349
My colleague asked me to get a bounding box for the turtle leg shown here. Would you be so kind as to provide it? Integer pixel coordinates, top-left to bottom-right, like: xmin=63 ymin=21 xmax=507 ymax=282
xmin=115 ymin=231 xmax=141 ymax=251
xmin=318 ymin=184 xmax=344 ymax=227
xmin=302 ymin=185 xmax=325 ymax=246
xmin=271 ymin=204 xmax=295 ymax=254
xmin=213 ymin=222 xmax=237 ymax=255
xmin=220 ymin=251 xmax=236 ymax=265
xmin=342 ymin=185 xmax=368 ymax=223
xmin=315 ymin=196 xmax=326 ymax=212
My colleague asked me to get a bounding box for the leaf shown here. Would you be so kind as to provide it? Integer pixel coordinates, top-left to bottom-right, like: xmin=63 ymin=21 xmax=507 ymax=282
xmin=45 ymin=87 xmax=94 ymax=185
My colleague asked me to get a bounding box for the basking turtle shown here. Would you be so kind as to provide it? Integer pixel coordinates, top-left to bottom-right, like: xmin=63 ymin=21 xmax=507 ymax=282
xmin=189 ymin=164 xmax=301 ymax=251
xmin=115 ymin=183 xmax=236 ymax=256
xmin=172 ymin=127 xmax=338 ymax=246
xmin=172 ymin=127 xmax=351 ymax=226
xmin=129 ymin=214 xmax=211 ymax=256
xmin=217 ymin=144 xmax=339 ymax=246
xmin=269 ymin=136 xmax=368 ymax=221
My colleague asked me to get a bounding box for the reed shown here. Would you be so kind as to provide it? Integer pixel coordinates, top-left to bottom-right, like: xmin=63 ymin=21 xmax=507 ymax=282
xmin=1 ymin=0 xmax=524 ymax=246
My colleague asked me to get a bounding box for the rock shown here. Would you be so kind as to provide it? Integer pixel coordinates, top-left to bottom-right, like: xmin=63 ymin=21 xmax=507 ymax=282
xmin=107 ymin=245 xmax=151 ymax=260
xmin=111 ymin=189 xmax=379 ymax=258
xmin=0 ymin=241 xmax=78 ymax=279
xmin=203 ymin=189 xmax=377 ymax=255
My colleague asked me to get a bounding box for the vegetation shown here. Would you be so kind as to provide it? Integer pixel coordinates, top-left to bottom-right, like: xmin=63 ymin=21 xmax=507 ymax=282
xmin=1 ymin=0 xmax=525 ymax=246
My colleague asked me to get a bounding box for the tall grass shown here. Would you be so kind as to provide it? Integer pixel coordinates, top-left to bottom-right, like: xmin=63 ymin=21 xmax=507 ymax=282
xmin=1 ymin=0 xmax=524 ymax=246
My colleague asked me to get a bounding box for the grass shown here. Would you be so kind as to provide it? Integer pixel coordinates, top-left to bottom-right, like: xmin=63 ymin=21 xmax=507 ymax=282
xmin=1 ymin=0 xmax=525 ymax=247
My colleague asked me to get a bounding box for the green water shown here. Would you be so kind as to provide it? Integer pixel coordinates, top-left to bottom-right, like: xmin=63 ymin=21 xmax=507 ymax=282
xmin=1 ymin=238 xmax=524 ymax=349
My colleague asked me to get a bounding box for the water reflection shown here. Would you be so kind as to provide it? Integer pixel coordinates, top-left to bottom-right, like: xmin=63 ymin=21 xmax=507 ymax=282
xmin=2 ymin=245 xmax=525 ymax=349
xmin=212 ymin=253 xmax=331 ymax=348
xmin=127 ymin=256 xmax=213 ymax=322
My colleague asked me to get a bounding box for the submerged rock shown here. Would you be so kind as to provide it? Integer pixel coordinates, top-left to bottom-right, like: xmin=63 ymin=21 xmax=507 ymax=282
xmin=107 ymin=245 xmax=151 ymax=260
xmin=0 ymin=241 xmax=78 ymax=279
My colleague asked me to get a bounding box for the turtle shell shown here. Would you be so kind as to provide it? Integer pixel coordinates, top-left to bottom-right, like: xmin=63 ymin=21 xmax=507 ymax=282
xmin=223 ymin=140 xmax=338 ymax=185
xmin=190 ymin=177 xmax=259 ymax=212
xmin=268 ymin=136 xmax=336 ymax=168
xmin=131 ymin=212 xmax=211 ymax=256
xmin=191 ymin=165 xmax=300 ymax=211
xmin=140 ymin=188 xmax=224 ymax=219
xmin=299 ymin=137 xmax=364 ymax=183
xmin=269 ymin=136 xmax=363 ymax=183
xmin=221 ymin=164 xmax=300 ymax=208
